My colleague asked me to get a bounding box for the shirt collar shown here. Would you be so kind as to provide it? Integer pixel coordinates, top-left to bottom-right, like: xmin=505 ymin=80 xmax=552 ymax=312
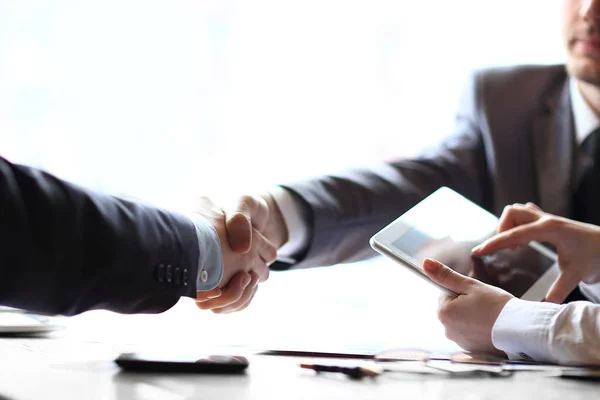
xmin=570 ymin=77 xmax=600 ymax=144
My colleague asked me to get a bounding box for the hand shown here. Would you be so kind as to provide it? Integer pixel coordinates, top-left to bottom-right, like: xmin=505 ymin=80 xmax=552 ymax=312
xmin=256 ymin=191 xmax=289 ymax=249
xmin=195 ymin=194 xmax=286 ymax=313
xmin=423 ymin=258 xmax=513 ymax=354
xmin=472 ymin=203 xmax=600 ymax=303
xmin=197 ymin=270 xmax=261 ymax=314
xmin=193 ymin=197 xmax=277 ymax=313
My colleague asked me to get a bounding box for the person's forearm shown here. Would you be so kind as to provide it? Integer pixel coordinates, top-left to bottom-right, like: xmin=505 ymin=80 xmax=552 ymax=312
xmin=0 ymin=157 xmax=199 ymax=315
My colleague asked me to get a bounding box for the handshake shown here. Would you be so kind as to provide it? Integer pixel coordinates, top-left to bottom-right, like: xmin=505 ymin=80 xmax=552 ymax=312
xmin=192 ymin=193 xmax=288 ymax=314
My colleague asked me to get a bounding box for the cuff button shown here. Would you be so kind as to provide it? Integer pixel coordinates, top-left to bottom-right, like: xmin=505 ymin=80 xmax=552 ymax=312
xmin=174 ymin=267 xmax=181 ymax=284
xmin=166 ymin=264 xmax=173 ymax=283
xmin=156 ymin=264 xmax=166 ymax=283
xmin=200 ymin=270 xmax=208 ymax=283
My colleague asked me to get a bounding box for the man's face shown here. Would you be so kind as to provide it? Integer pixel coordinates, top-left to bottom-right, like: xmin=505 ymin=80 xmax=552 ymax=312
xmin=563 ymin=0 xmax=600 ymax=84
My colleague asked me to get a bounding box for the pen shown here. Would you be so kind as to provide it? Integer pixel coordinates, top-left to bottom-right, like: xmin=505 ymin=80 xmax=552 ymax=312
xmin=298 ymin=363 xmax=382 ymax=379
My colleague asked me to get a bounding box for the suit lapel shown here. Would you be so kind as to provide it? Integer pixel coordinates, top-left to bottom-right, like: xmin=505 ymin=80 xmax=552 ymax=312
xmin=531 ymin=77 xmax=575 ymax=217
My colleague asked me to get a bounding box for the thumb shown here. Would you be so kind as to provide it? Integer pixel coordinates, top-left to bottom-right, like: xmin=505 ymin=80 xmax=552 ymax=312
xmin=545 ymin=271 xmax=579 ymax=304
xmin=422 ymin=258 xmax=473 ymax=294
xmin=225 ymin=195 xmax=269 ymax=254
xmin=226 ymin=212 xmax=253 ymax=254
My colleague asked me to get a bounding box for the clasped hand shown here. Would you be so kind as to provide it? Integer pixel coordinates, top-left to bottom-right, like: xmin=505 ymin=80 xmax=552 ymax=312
xmin=193 ymin=194 xmax=287 ymax=313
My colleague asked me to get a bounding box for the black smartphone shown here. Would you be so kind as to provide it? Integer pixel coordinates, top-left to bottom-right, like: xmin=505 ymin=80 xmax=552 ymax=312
xmin=115 ymin=353 xmax=249 ymax=374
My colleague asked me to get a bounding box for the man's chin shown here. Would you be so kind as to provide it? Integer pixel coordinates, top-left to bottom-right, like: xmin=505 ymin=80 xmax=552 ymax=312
xmin=568 ymin=58 xmax=600 ymax=86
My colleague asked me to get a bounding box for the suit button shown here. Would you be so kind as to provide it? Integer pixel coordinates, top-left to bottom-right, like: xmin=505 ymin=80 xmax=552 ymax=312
xmin=182 ymin=269 xmax=188 ymax=286
xmin=174 ymin=267 xmax=181 ymax=284
xmin=156 ymin=264 xmax=165 ymax=283
xmin=166 ymin=265 xmax=173 ymax=283
xmin=200 ymin=270 xmax=208 ymax=283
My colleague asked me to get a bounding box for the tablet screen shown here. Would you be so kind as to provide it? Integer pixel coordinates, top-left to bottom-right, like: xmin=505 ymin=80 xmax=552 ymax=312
xmin=392 ymin=228 xmax=554 ymax=297
xmin=388 ymin=189 xmax=555 ymax=298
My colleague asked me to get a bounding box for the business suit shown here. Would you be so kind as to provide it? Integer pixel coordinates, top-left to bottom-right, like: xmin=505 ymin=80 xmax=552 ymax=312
xmin=0 ymin=156 xmax=201 ymax=315
xmin=279 ymin=64 xmax=579 ymax=270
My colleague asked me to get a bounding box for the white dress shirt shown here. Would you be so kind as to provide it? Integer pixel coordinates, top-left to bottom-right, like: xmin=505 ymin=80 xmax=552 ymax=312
xmin=271 ymin=77 xmax=600 ymax=365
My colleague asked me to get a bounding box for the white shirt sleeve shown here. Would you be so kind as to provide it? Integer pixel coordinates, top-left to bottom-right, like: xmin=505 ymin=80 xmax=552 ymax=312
xmin=267 ymin=186 xmax=311 ymax=261
xmin=491 ymin=298 xmax=600 ymax=365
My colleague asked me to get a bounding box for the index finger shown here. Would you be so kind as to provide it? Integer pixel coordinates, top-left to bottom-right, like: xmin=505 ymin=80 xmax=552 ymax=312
xmin=497 ymin=204 xmax=543 ymax=234
xmin=473 ymin=222 xmax=555 ymax=256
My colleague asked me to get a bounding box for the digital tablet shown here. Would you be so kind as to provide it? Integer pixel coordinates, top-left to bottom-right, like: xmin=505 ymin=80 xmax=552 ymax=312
xmin=369 ymin=187 xmax=558 ymax=300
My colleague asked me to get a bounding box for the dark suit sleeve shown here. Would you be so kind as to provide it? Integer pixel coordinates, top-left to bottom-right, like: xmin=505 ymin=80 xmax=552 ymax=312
xmin=0 ymin=157 xmax=200 ymax=316
xmin=277 ymin=71 xmax=493 ymax=269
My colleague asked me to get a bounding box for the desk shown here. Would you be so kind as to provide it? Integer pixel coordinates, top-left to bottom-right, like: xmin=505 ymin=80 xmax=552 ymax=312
xmin=0 ymin=338 xmax=598 ymax=400
xmin=0 ymin=260 xmax=597 ymax=399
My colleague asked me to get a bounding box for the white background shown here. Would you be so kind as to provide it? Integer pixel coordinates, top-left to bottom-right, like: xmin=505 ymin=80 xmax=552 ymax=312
xmin=0 ymin=0 xmax=565 ymax=210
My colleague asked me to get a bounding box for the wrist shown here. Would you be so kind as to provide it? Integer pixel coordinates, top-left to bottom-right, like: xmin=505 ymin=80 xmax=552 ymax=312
xmin=261 ymin=192 xmax=289 ymax=248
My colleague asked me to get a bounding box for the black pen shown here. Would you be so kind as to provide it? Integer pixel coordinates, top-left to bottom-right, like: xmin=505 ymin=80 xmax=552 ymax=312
xmin=298 ymin=363 xmax=382 ymax=379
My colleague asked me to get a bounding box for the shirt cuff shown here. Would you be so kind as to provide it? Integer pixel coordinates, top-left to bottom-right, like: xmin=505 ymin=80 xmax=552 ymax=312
xmin=491 ymin=298 xmax=563 ymax=363
xmin=579 ymin=281 xmax=600 ymax=304
xmin=188 ymin=214 xmax=224 ymax=291
xmin=268 ymin=186 xmax=310 ymax=261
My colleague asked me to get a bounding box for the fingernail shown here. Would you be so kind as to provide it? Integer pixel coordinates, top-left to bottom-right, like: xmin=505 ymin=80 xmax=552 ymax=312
xmin=207 ymin=289 xmax=222 ymax=299
xmin=423 ymin=258 xmax=438 ymax=272
xmin=471 ymin=244 xmax=482 ymax=253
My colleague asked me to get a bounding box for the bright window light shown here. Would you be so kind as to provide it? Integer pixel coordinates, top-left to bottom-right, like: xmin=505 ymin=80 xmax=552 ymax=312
xmin=0 ymin=1 xmax=564 ymax=210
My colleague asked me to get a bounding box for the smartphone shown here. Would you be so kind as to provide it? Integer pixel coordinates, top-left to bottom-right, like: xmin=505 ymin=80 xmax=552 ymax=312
xmin=115 ymin=353 xmax=249 ymax=374
xmin=370 ymin=187 xmax=558 ymax=300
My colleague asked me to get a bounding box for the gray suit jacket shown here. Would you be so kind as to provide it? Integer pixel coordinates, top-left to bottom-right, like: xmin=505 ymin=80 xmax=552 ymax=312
xmin=279 ymin=64 xmax=577 ymax=269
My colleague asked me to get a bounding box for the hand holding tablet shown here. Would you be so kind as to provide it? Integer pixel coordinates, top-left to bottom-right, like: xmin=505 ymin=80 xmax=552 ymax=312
xmin=370 ymin=187 xmax=558 ymax=301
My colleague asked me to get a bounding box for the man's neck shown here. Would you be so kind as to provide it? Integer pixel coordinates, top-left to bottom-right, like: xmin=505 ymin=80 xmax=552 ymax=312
xmin=577 ymin=79 xmax=600 ymax=117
